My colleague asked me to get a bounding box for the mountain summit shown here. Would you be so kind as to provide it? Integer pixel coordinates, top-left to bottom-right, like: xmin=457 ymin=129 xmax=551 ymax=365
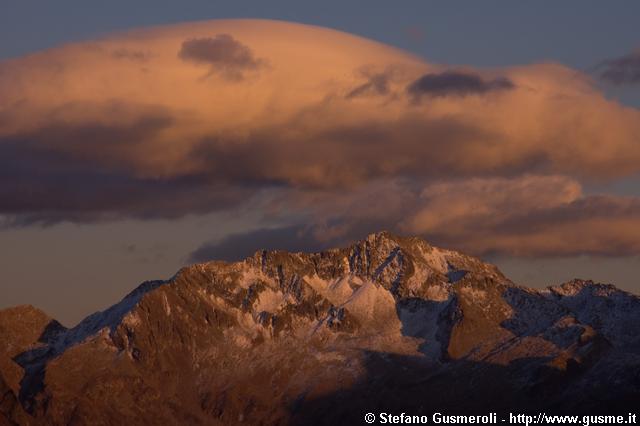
xmin=1 ymin=232 xmax=639 ymax=424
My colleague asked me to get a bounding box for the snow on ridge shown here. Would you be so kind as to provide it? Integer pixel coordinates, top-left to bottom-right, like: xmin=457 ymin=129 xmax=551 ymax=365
xmin=342 ymin=279 xmax=398 ymax=323
xmin=547 ymin=279 xmax=621 ymax=297
xmin=415 ymin=244 xmax=449 ymax=274
xmin=51 ymin=280 xmax=167 ymax=354
xmin=254 ymin=288 xmax=288 ymax=313
xmin=541 ymin=279 xmax=640 ymax=349
xmin=304 ymin=273 xmax=399 ymax=328
xmin=306 ymin=274 xmax=360 ymax=307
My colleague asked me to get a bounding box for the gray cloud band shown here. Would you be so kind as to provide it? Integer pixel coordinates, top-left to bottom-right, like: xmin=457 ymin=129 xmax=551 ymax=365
xmin=597 ymin=49 xmax=640 ymax=85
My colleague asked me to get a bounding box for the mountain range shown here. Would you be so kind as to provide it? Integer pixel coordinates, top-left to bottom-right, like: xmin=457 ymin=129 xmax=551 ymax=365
xmin=1 ymin=231 xmax=639 ymax=425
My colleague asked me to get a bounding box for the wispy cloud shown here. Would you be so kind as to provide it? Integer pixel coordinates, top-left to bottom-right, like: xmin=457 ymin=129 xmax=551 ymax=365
xmin=596 ymin=48 xmax=640 ymax=85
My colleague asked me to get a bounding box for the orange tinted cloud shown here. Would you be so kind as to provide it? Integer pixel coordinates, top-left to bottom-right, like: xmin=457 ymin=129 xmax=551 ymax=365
xmin=402 ymin=176 xmax=640 ymax=256
xmin=1 ymin=19 xmax=640 ymax=256
xmin=255 ymin=176 xmax=640 ymax=257
xmin=2 ymin=20 xmax=639 ymax=184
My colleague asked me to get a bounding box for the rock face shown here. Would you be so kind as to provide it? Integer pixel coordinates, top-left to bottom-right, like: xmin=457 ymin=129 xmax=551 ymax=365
xmin=1 ymin=232 xmax=639 ymax=425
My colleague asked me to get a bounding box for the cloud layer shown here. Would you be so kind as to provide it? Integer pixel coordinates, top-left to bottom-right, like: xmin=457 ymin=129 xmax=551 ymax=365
xmin=597 ymin=48 xmax=640 ymax=85
xmin=2 ymin=19 xmax=640 ymax=257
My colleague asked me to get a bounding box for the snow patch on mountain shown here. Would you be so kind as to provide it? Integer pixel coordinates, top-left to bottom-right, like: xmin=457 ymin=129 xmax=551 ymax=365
xmin=304 ymin=274 xmax=399 ymax=331
xmin=415 ymin=244 xmax=449 ymax=274
xmin=254 ymin=288 xmax=287 ymax=313
xmin=546 ymin=280 xmax=640 ymax=350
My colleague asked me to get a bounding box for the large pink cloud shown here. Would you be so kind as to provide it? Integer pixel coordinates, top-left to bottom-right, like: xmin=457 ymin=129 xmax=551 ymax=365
xmin=2 ymin=19 xmax=640 ymax=257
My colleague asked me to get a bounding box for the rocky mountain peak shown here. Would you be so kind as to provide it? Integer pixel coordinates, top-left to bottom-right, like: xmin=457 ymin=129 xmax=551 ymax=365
xmin=549 ymin=278 xmax=618 ymax=297
xmin=1 ymin=233 xmax=639 ymax=424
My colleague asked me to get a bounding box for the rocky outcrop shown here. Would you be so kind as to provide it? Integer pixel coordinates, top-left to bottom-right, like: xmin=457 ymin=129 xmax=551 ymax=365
xmin=1 ymin=232 xmax=638 ymax=424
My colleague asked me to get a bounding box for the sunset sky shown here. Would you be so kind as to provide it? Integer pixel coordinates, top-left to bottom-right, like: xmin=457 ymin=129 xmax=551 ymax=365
xmin=2 ymin=1 xmax=640 ymax=325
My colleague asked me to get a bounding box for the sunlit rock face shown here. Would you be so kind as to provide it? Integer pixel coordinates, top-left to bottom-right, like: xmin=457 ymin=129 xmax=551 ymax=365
xmin=1 ymin=231 xmax=639 ymax=424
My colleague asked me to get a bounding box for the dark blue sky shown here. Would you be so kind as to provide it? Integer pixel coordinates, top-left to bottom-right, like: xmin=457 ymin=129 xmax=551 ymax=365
xmin=3 ymin=1 xmax=639 ymax=68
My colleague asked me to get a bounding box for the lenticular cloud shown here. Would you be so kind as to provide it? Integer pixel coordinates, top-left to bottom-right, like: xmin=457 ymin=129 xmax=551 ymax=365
xmin=2 ymin=19 xmax=640 ymax=256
